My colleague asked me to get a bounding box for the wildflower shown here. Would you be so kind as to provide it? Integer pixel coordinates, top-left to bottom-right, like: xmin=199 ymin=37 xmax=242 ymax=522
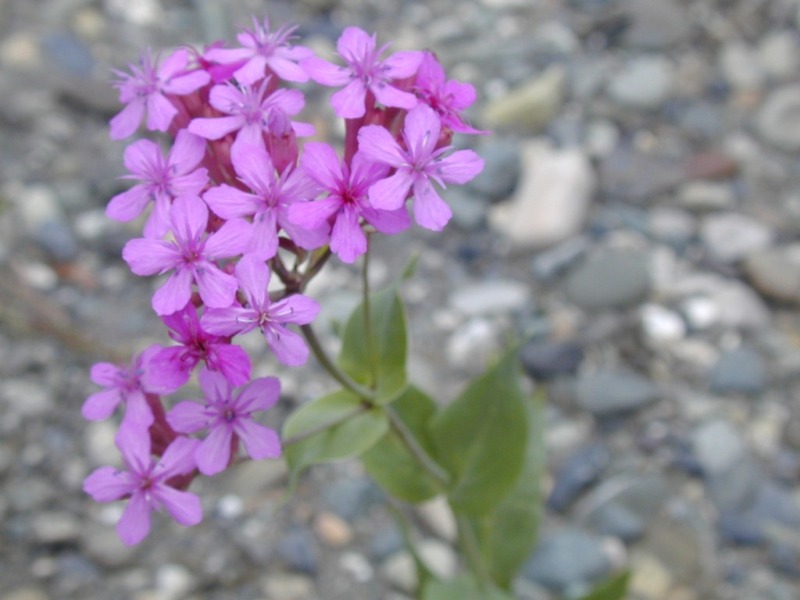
xmin=359 ymin=103 xmax=484 ymax=231
xmin=301 ymin=26 xmax=422 ymax=119
xmin=204 ymin=16 xmax=312 ymax=84
xmin=122 ymin=195 xmax=249 ymax=316
xmin=148 ymin=303 xmax=252 ymax=392
xmin=167 ymin=369 xmax=281 ymax=475
xmin=413 ymin=51 xmax=487 ymax=135
xmin=110 ymin=48 xmax=210 ymax=140
xmin=106 ymin=130 xmax=209 ymax=238
xmin=201 ymin=255 xmax=319 ymax=366
xmin=82 ymin=345 xmax=162 ymax=427
xmin=288 ymin=142 xmax=411 ymax=263
xmin=83 ymin=430 xmax=202 ymax=546
xmin=187 ymin=79 xmax=314 ymax=152
xmin=203 ymin=143 xmax=327 ymax=260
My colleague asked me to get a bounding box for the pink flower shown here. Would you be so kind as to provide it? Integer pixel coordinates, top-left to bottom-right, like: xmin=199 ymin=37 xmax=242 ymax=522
xmin=202 ymin=255 xmax=320 ymax=366
xmin=301 ymin=27 xmax=422 ymax=119
xmin=187 ymin=79 xmax=314 ymax=152
xmin=414 ymin=52 xmax=487 ymax=135
xmin=110 ymin=48 xmax=210 ymax=140
xmin=167 ymin=369 xmax=281 ymax=475
xmin=122 ymin=195 xmax=249 ymax=316
xmin=359 ymin=104 xmax=484 ymax=231
xmin=203 ymin=144 xmax=327 ymax=260
xmin=204 ymin=17 xmax=312 ymax=84
xmin=82 ymin=345 xmax=162 ymax=428
xmin=106 ymin=130 xmax=209 ymax=238
xmin=288 ymin=142 xmax=411 ymax=263
xmin=148 ymin=303 xmax=252 ymax=392
xmin=83 ymin=430 xmax=202 ymax=546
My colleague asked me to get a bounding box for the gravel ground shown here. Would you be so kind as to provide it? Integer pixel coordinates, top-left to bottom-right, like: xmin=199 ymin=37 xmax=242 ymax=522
xmin=3 ymin=0 xmax=800 ymax=599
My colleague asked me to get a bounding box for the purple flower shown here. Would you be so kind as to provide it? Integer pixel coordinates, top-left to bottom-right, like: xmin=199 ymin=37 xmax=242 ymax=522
xmin=358 ymin=104 xmax=485 ymax=231
xmin=83 ymin=430 xmax=202 ymax=546
xmin=301 ymin=27 xmax=422 ymax=119
xmin=106 ymin=130 xmax=209 ymax=238
xmin=414 ymin=52 xmax=487 ymax=135
xmin=202 ymin=255 xmax=320 ymax=366
xmin=167 ymin=369 xmax=281 ymax=475
xmin=187 ymin=79 xmax=314 ymax=152
xmin=288 ymin=143 xmax=411 ymax=263
xmin=110 ymin=48 xmax=210 ymax=140
xmin=204 ymin=17 xmax=312 ymax=84
xmin=203 ymin=144 xmax=327 ymax=260
xmin=122 ymin=195 xmax=249 ymax=316
xmin=82 ymin=345 xmax=162 ymax=427
xmin=148 ymin=303 xmax=252 ymax=392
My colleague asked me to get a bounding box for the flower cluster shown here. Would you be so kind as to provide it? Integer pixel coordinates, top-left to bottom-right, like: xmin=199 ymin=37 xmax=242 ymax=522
xmin=84 ymin=17 xmax=485 ymax=545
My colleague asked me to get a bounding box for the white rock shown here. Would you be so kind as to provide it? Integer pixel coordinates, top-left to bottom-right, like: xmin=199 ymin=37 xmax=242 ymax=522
xmin=607 ymin=56 xmax=674 ymax=109
xmin=700 ymin=212 xmax=773 ymax=263
xmin=758 ymin=30 xmax=799 ymax=81
xmin=449 ymin=279 xmax=531 ymax=317
xmin=489 ymin=140 xmax=594 ymax=250
xmin=446 ymin=318 xmax=501 ymax=373
xmin=719 ymin=42 xmax=765 ymax=91
xmin=640 ymin=304 xmax=686 ymax=345
xmin=416 ymin=496 xmax=458 ymax=543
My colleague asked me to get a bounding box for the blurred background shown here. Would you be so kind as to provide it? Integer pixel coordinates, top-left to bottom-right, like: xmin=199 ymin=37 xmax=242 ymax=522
xmin=2 ymin=0 xmax=800 ymax=598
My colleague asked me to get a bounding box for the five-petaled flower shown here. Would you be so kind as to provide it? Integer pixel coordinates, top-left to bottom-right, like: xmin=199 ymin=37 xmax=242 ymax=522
xmin=83 ymin=430 xmax=202 ymax=546
xmin=167 ymin=369 xmax=282 ymax=476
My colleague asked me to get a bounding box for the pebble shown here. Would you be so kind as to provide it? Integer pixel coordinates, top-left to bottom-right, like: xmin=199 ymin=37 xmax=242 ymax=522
xmin=416 ymin=496 xmax=458 ymax=543
xmin=1 ymin=588 xmax=48 ymax=600
xmin=743 ymin=245 xmax=800 ymax=304
xmin=640 ymin=303 xmax=687 ymax=345
xmin=629 ymin=553 xmax=674 ymax=600
xmin=381 ymin=540 xmax=457 ymax=593
xmin=530 ymin=235 xmax=592 ymax=281
xmin=575 ymin=370 xmax=660 ymax=416
xmin=547 ymin=442 xmax=611 ymax=512
xmin=523 ymin=528 xmax=612 ymax=594
xmin=467 ymin=139 xmax=521 ymax=201
xmin=154 ymin=564 xmax=194 ymax=600
xmin=314 ymin=511 xmax=353 ymax=547
xmin=277 ymin=528 xmax=318 ymax=574
xmin=756 ymin=85 xmax=800 ymax=151
xmin=758 ymin=30 xmax=799 ymax=81
xmin=598 ymin=147 xmax=683 ymax=202
xmin=700 ymin=212 xmax=773 ymax=264
xmin=261 ymin=573 xmax=316 ymax=600
xmin=709 ymin=346 xmax=766 ymax=396
xmin=647 ymin=207 xmax=696 ymax=248
xmin=677 ymin=181 xmax=735 ymax=211
xmin=565 ymin=249 xmax=650 ymax=311
xmin=621 ymin=0 xmax=690 ymax=49
xmin=483 ymin=66 xmax=564 ymax=131
xmin=520 ymin=339 xmax=584 ymax=381
xmin=607 ymin=56 xmax=674 ymax=109
xmin=489 ymin=141 xmax=595 ymax=250
xmin=692 ymin=419 xmax=747 ymax=475
xmin=719 ymin=42 xmax=765 ymax=91
xmin=448 ymin=279 xmax=532 ymax=317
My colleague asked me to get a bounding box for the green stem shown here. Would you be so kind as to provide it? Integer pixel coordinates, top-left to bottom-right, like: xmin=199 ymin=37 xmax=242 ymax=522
xmin=457 ymin=515 xmax=493 ymax=590
xmin=361 ymin=234 xmax=378 ymax=386
xmin=282 ymin=403 xmax=369 ymax=447
xmin=300 ymin=323 xmax=375 ymax=402
xmin=385 ymin=405 xmax=450 ymax=488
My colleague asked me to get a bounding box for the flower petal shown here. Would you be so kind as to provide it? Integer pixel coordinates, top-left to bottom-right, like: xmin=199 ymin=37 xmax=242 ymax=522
xmin=330 ymin=204 xmax=366 ymax=263
xmin=195 ymin=263 xmax=238 ymax=309
xmin=269 ymin=294 xmax=320 ymax=325
xmin=301 ymin=56 xmax=352 ymax=86
xmin=368 ymin=170 xmax=414 ymax=211
xmin=201 ymin=306 xmax=255 ymax=337
xmin=265 ymin=324 xmax=309 ymax=366
xmin=204 ymin=185 xmax=259 ymax=219
xmin=82 ymin=389 xmax=122 ymax=421
xmin=167 ymin=400 xmax=210 ymax=434
xmin=106 ymin=185 xmax=152 ymax=222
xmin=411 ymin=178 xmax=452 ymax=231
xmin=117 ymin=491 xmax=152 ymax=546
xmin=330 ymin=79 xmax=367 ymax=119
xmin=169 ymin=130 xmax=207 ymax=173
xmin=158 ymin=436 xmax=201 ymax=479
xmin=83 ymin=466 xmax=135 ymax=502
xmin=188 ymin=115 xmax=244 ymax=140
xmin=357 ymin=126 xmax=405 ymax=167
xmin=152 ymin=268 xmax=194 ymax=316
xmin=235 ymin=376 xmax=281 ymax=413
xmin=110 ymin=99 xmax=145 ymax=140
xmin=195 ymin=425 xmax=233 ymax=476
xmin=234 ymin=419 xmax=281 ymax=460
xmin=204 ymin=218 xmax=251 ymax=258
xmin=123 ymin=238 xmax=181 ymax=275
xmin=153 ymin=485 xmax=203 ymax=527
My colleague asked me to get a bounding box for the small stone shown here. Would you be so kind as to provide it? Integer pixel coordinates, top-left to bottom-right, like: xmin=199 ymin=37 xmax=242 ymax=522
xmin=709 ymin=346 xmax=766 ymax=395
xmin=467 ymin=140 xmax=521 ymax=201
xmin=629 ymin=553 xmax=674 ymax=600
xmin=700 ymin=213 xmax=773 ymax=263
xmin=677 ymin=182 xmax=735 ymax=211
xmin=607 ymin=56 xmax=674 ymax=109
xmin=2 ymin=587 xmax=49 ymax=600
xmin=692 ymin=420 xmax=746 ymax=475
xmin=743 ymin=245 xmax=800 ymax=305
xmin=261 ymin=573 xmax=315 ymax=600
xmin=756 ymin=85 xmax=800 ymax=151
xmin=588 ymin=502 xmax=645 ymax=542
xmin=340 ymin=551 xmax=373 ymax=582
xmin=647 ymin=207 xmax=696 ymax=248
xmin=758 ymin=30 xmax=800 ymax=82
xmin=277 ymin=528 xmax=318 ymax=574
xmin=640 ymin=304 xmax=686 ymax=345
xmin=621 ymin=0 xmax=690 ymax=49
xmin=416 ymin=496 xmax=457 ymax=543
xmin=449 ymin=279 xmax=531 ymax=317
xmin=382 ymin=540 xmax=457 ymax=593
xmin=719 ymin=42 xmax=765 ymax=91
xmin=155 ymin=564 xmax=194 ymax=600
xmin=483 ymin=67 xmax=564 ymax=131
xmin=31 ymin=511 xmax=80 ymax=544
xmin=565 ymin=250 xmax=650 ymax=311
xmin=575 ymin=370 xmax=660 ymax=416
xmin=446 ymin=318 xmax=501 ymax=373
xmin=599 ymin=147 xmax=683 ymax=202
xmin=683 ymin=151 xmax=739 ymax=181
xmin=0 ymin=379 xmax=52 ymax=418
xmin=548 ymin=442 xmax=611 ymax=512
xmin=521 ymin=339 xmax=584 ymax=381
xmin=523 ymin=528 xmax=611 ymax=594
xmin=489 ymin=141 xmax=594 ymax=250
xmin=314 ymin=511 xmax=353 ymax=547
xmin=531 ymin=235 xmax=592 ymax=281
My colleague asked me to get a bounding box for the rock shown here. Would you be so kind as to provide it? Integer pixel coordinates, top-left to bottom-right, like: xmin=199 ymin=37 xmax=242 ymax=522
xmin=640 ymin=304 xmax=686 ymax=345
xmin=155 ymin=563 xmax=195 ymax=600
xmin=700 ymin=213 xmax=773 ymax=263
xmin=445 ymin=189 xmax=487 ymax=230
xmin=719 ymin=42 xmax=765 ymax=91
xmin=2 ymin=588 xmax=49 ymax=600
xmin=489 ymin=141 xmax=595 ymax=250
xmin=277 ymin=528 xmax=318 ymax=574
xmin=599 ymin=147 xmax=683 ymax=202
xmin=647 ymin=207 xmax=696 ymax=248
xmin=629 ymin=553 xmax=674 ymax=600
xmin=607 ymin=56 xmax=674 ymax=109
xmin=709 ymin=346 xmax=766 ymax=396
xmin=621 ymin=0 xmax=690 ymax=49
xmin=575 ymin=370 xmax=660 ymax=416
xmin=382 ymin=540 xmax=457 ymax=593
xmin=743 ymin=245 xmax=800 ymax=304
xmin=261 ymin=573 xmax=315 ymax=600
xmin=683 ymin=151 xmax=739 ymax=181
xmin=758 ymin=30 xmax=800 ymax=82
xmin=30 ymin=511 xmax=80 ymax=544
xmin=677 ymin=182 xmax=735 ymax=211
xmin=523 ymin=528 xmax=612 ymax=594
xmin=323 ymin=477 xmax=382 ymax=521
xmin=313 ymin=511 xmax=353 ymax=547
xmin=521 ymin=339 xmax=584 ymax=381
xmin=756 ymin=85 xmax=800 ymax=151
xmin=416 ymin=496 xmax=457 ymax=543
xmin=446 ymin=318 xmax=502 ymax=373
xmin=0 ymin=378 xmax=53 ymax=418
xmin=547 ymin=442 xmax=611 ymax=512
xmin=449 ymin=279 xmax=532 ymax=317
xmin=588 ymin=502 xmax=645 ymax=542
xmin=565 ymin=250 xmax=650 ymax=311
xmin=530 ymin=235 xmax=592 ymax=281
xmin=692 ymin=420 xmax=747 ymax=475
xmin=483 ymin=67 xmax=564 ymax=131
xmin=467 ymin=140 xmax=521 ymax=201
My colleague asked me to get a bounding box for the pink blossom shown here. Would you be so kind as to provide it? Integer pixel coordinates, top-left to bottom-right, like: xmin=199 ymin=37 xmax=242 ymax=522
xmin=288 ymin=142 xmax=411 ymax=263
xmin=122 ymin=195 xmax=249 ymax=316
xmin=106 ymin=130 xmax=209 ymax=238
xmin=83 ymin=430 xmax=202 ymax=546
xmin=301 ymin=27 xmax=422 ymax=119
xmin=82 ymin=345 xmax=162 ymax=428
xmin=203 ymin=144 xmax=327 ymax=259
xmin=148 ymin=303 xmax=252 ymax=392
xmin=359 ymin=104 xmax=484 ymax=231
xmin=204 ymin=16 xmax=312 ymax=84
xmin=202 ymin=255 xmax=320 ymax=366
xmin=110 ymin=48 xmax=210 ymax=140
xmin=167 ymin=369 xmax=281 ymax=475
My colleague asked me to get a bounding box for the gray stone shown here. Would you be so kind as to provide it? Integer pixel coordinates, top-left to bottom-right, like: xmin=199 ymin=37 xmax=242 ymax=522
xmin=719 ymin=42 xmax=765 ymax=91
xmin=743 ymin=245 xmax=800 ymax=304
xmin=621 ymin=0 xmax=690 ymax=49
xmin=467 ymin=140 xmax=521 ymax=201
xmin=447 ymin=318 xmax=501 ymax=373
xmin=277 ymin=528 xmax=318 ymax=574
xmin=599 ymin=147 xmax=683 ymax=202
xmin=547 ymin=442 xmax=611 ymax=512
xmin=756 ymin=85 xmax=800 ymax=151
xmin=758 ymin=31 xmax=800 ymax=82
xmin=588 ymin=502 xmax=645 ymax=542
xmin=531 ymin=235 xmax=591 ymax=281
xmin=565 ymin=250 xmax=650 ymax=311
xmin=521 ymin=339 xmax=584 ymax=381
xmin=607 ymin=56 xmax=674 ymax=109
xmin=575 ymin=370 xmax=660 ymax=415
xmin=709 ymin=346 xmax=766 ymax=396
xmin=523 ymin=528 xmax=611 ymax=593
xmin=647 ymin=207 xmax=696 ymax=248
xmin=677 ymin=182 xmax=735 ymax=211
xmin=449 ymin=279 xmax=531 ymax=317
xmin=693 ymin=419 xmax=747 ymax=475
xmin=700 ymin=212 xmax=773 ymax=264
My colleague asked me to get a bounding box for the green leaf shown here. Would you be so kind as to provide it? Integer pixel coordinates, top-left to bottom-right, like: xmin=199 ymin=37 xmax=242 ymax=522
xmin=282 ymin=389 xmax=388 ymax=482
xmin=472 ymin=388 xmax=546 ymax=588
xmin=338 ymin=287 xmax=407 ymax=404
xmin=422 ymin=576 xmax=516 ymax=600
xmin=577 ymin=571 xmax=631 ymax=600
xmin=362 ymin=386 xmax=442 ymax=502
xmin=429 ymin=348 xmax=528 ymax=516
